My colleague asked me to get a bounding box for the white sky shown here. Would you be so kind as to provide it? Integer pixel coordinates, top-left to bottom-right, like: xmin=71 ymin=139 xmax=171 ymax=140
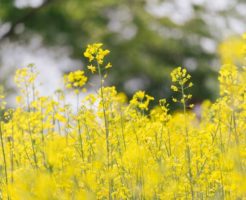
xmin=0 ymin=35 xmax=83 ymax=106
xmin=14 ymin=0 xmax=44 ymax=8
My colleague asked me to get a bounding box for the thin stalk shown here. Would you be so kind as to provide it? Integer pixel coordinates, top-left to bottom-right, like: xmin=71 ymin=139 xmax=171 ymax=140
xmin=232 ymin=111 xmax=239 ymax=145
xmin=96 ymin=62 xmax=111 ymax=200
xmin=181 ymin=84 xmax=194 ymax=200
xmin=97 ymin=62 xmax=110 ymax=168
xmin=77 ymin=119 xmax=85 ymax=162
xmin=0 ymin=121 xmax=10 ymax=200
xmin=119 ymin=106 xmax=126 ymax=150
xmin=28 ymin=120 xmax=38 ymax=169
xmin=76 ymin=93 xmax=85 ymax=163
xmin=40 ymin=104 xmax=47 ymax=168
xmin=21 ymin=129 xmax=34 ymax=168
xmin=10 ymin=121 xmax=14 ymax=183
xmin=0 ymin=122 xmax=8 ymax=185
xmin=24 ymin=81 xmax=30 ymax=112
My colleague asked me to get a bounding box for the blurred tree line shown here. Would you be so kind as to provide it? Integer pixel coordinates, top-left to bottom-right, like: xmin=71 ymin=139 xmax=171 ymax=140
xmin=0 ymin=0 xmax=246 ymax=104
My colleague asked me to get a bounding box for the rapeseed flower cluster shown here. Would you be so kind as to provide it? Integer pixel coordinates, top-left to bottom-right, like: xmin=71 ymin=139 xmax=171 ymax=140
xmin=130 ymin=91 xmax=154 ymax=111
xmin=64 ymin=70 xmax=87 ymax=89
xmin=64 ymin=70 xmax=87 ymax=94
xmin=0 ymin=38 xmax=246 ymax=200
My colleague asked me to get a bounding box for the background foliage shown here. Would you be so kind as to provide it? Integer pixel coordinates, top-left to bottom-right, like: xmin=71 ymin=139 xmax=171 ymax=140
xmin=0 ymin=0 xmax=246 ymax=103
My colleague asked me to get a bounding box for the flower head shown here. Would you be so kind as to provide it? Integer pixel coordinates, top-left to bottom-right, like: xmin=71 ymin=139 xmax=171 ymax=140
xmin=64 ymin=70 xmax=87 ymax=91
xmin=130 ymin=90 xmax=154 ymax=111
xmin=170 ymin=67 xmax=193 ymax=107
xmin=84 ymin=43 xmax=110 ymax=65
xmin=84 ymin=43 xmax=112 ymax=74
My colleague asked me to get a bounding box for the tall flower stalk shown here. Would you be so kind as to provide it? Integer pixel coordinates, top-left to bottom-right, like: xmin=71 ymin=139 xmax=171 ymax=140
xmin=64 ymin=70 xmax=87 ymax=162
xmin=171 ymin=67 xmax=194 ymax=199
xmin=84 ymin=43 xmax=112 ymax=199
xmin=0 ymin=91 xmax=10 ymax=200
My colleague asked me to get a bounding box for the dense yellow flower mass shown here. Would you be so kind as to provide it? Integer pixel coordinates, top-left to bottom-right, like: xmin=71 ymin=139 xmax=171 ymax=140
xmin=0 ymin=38 xmax=246 ymax=200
